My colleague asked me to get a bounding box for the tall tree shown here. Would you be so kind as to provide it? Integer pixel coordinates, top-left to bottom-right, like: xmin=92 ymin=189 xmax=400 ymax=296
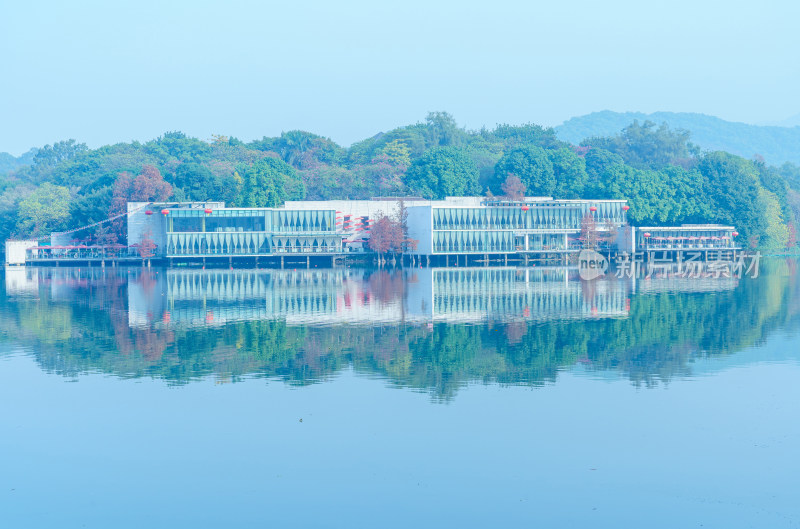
xmin=32 ymin=139 xmax=88 ymax=168
xmin=424 ymin=111 xmax=465 ymax=148
xmin=17 ymin=183 xmax=72 ymax=237
xmin=549 ymin=147 xmax=588 ymax=198
xmin=501 ymin=174 xmax=526 ymax=201
xmin=235 ymin=158 xmax=305 ymax=207
xmin=493 ymin=146 xmax=555 ymax=197
xmin=109 ymin=165 xmax=173 ymax=240
xmin=405 ymin=147 xmax=480 ymax=199
xmin=582 ymin=120 xmax=697 ymax=170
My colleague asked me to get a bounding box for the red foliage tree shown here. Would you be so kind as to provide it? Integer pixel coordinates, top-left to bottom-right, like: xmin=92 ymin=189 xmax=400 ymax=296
xmin=110 ymin=165 xmax=173 ymax=241
xmin=580 ymin=212 xmax=598 ymax=250
xmin=368 ymin=216 xmax=403 ymax=254
xmin=501 ymin=173 xmax=526 ymax=201
xmin=368 ymin=206 xmax=418 ymax=255
xmin=137 ymin=229 xmax=157 ymax=259
xmin=787 ymin=222 xmax=797 ymax=249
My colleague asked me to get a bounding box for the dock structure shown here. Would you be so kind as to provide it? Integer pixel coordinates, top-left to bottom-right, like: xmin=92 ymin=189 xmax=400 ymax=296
xmin=5 ymin=197 xmax=741 ymax=268
xmin=635 ymin=225 xmax=741 ymax=262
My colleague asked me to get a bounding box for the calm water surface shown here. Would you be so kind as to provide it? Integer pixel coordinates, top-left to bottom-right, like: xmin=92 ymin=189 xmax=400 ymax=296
xmin=1 ymin=263 xmax=799 ymax=528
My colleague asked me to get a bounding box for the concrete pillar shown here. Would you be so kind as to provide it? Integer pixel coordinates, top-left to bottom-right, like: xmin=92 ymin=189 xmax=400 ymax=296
xmin=306 ymin=256 xmax=310 ymax=269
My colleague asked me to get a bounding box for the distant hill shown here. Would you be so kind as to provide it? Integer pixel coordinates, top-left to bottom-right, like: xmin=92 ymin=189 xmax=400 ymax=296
xmin=555 ymin=111 xmax=800 ymax=165
xmin=0 ymin=149 xmax=37 ymax=176
xmin=769 ymin=113 xmax=800 ymax=127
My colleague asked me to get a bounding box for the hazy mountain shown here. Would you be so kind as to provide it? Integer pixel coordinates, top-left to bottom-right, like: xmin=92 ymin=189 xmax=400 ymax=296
xmin=555 ymin=111 xmax=800 ymax=165
xmin=0 ymin=148 xmax=37 ymax=176
xmin=771 ymin=113 xmax=800 ymax=127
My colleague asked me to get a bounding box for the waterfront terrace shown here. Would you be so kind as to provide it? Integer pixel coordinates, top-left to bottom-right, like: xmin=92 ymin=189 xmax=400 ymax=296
xmin=5 ymin=197 xmax=742 ymax=268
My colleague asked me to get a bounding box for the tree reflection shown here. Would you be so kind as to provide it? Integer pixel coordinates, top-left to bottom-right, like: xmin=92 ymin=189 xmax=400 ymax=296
xmin=2 ymin=260 xmax=800 ymax=398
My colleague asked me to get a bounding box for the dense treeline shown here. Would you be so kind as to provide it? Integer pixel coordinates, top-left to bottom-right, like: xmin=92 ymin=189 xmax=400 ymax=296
xmin=2 ymin=113 xmax=799 ymax=249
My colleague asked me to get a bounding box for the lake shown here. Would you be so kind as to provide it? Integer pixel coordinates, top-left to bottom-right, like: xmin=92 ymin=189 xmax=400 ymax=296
xmin=1 ymin=262 xmax=799 ymax=528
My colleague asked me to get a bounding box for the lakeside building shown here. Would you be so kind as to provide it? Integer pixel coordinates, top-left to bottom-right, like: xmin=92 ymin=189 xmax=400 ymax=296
xmin=6 ymin=196 xmax=741 ymax=267
xmin=128 ymin=196 xmax=628 ymax=263
xmin=635 ymin=225 xmax=739 ymax=252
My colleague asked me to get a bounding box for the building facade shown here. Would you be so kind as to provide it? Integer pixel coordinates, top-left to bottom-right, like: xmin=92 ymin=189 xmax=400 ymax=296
xmin=6 ymin=196 xmax=741 ymax=266
xmin=635 ymin=225 xmax=739 ymax=253
xmin=406 ymin=198 xmax=628 ymax=256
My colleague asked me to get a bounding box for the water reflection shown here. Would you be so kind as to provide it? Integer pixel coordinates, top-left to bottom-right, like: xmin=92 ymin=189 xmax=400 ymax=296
xmin=2 ymin=260 xmax=799 ymax=397
xmin=125 ymin=267 xmax=633 ymax=328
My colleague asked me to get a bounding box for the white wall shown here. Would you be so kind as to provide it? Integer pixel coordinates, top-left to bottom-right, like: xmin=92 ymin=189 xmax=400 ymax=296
xmin=127 ymin=203 xmax=166 ymax=251
xmin=405 ymin=206 xmax=432 ymax=254
xmin=4 ymin=240 xmax=38 ymax=265
xmin=615 ymin=225 xmax=635 ymax=253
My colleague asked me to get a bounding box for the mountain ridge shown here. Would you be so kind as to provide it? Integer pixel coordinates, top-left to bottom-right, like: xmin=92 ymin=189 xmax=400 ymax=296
xmin=555 ymin=111 xmax=800 ymax=165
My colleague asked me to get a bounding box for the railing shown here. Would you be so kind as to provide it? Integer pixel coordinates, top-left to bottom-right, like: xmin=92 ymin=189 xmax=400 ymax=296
xmin=641 ymin=242 xmax=737 ymax=250
xmin=27 ymin=247 xmax=147 ymax=260
xmin=166 ymin=247 xmax=343 ymax=256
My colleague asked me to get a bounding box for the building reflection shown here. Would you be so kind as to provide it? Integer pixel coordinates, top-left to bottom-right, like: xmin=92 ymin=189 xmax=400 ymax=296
xmin=5 ymin=265 xmax=743 ymax=330
xmin=2 ymin=261 xmax=794 ymax=396
xmin=124 ymin=267 xmax=636 ymax=328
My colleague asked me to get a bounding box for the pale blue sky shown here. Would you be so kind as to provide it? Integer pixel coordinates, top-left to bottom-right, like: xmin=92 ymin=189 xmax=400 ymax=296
xmin=1 ymin=0 xmax=798 ymax=155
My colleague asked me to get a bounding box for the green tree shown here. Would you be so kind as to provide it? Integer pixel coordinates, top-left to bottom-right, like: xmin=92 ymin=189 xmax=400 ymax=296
xmin=601 ymin=165 xmax=675 ymax=225
xmin=235 ymin=158 xmax=305 ymax=207
xmin=405 ymin=147 xmax=480 ymax=199
xmin=697 ymin=152 xmax=767 ymax=243
xmin=380 ymin=140 xmax=412 ymax=167
xmin=424 ymin=111 xmax=465 ymax=147
xmin=493 ymin=145 xmax=555 ymax=196
xmin=17 ymin=183 xmax=72 ymax=237
xmin=549 ymin=147 xmax=588 ymax=197
xmin=252 ymin=131 xmax=344 ymax=169
xmin=169 ymin=162 xmax=238 ymax=203
xmin=583 ymin=147 xmax=624 ymax=197
xmin=582 ymin=120 xmax=697 ymax=169
xmin=32 ymin=139 xmax=88 ymax=168
xmin=486 ymin=123 xmax=563 ymax=150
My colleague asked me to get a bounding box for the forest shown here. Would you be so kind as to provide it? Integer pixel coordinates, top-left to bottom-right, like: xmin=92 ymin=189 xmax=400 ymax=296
xmin=1 ymin=112 xmax=799 ymax=250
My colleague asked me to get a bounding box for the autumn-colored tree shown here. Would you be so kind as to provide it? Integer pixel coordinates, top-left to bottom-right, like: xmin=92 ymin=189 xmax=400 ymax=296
xmin=137 ymin=229 xmax=157 ymax=259
xmin=94 ymin=223 xmax=118 ymax=245
xmin=603 ymin=218 xmax=619 ymax=247
xmin=368 ymin=216 xmax=403 ymax=254
xmin=787 ymin=222 xmax=797 ymax=249
xmin=109 ymin=165 xmax=173 ymax=241
xmin=368 ymin=205 xmax=418 ymax=255
xmin=580 ymin=212 xmax=598 ymax=250
xmin=501 ymin=173 xmax=526 ymax=201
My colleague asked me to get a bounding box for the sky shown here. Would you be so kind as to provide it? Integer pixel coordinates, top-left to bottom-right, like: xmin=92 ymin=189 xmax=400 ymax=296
xmin=1 ymin=0 xmax=799 ymax=156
